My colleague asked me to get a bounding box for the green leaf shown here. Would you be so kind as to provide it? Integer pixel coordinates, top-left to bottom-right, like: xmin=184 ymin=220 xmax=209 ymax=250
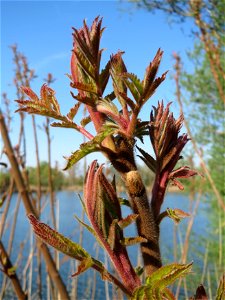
xmin=123 ymin=78 xmax=141 ymax=103
xmin=122 ymin=72 xmax=143 ymax=100
xmin=145 ymin=262 xmax=193 ymax=291
xmin=75 ymin=49 xmax=96 ymax=80
xmin=71 ymin=81 xmax=98 ymax=94
xmin=132 ymin=286 xmax=146 ymax=300
xmin=133 ymin=263 xmax=192 ymax=299
xmin=64 ymin=127 xmax=115 ymax=170
xmin=120 ymin=236 xmax=147 ymax=246
xmin=104 ymin=91 xmax=116 ymax=102
xmin=166 ymin=208 xmax=190 ymax=224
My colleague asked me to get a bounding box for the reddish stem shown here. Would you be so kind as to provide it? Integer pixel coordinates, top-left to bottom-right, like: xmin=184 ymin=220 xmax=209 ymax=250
xmin=151 ymin=171 xmax=169 ymax=217
xmin=76 ymin=125 xmax=94 ymax=140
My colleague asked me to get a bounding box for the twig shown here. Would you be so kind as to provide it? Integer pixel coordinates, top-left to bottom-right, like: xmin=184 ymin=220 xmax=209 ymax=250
xmin=0 ymin=240 xmax=27 ymax=300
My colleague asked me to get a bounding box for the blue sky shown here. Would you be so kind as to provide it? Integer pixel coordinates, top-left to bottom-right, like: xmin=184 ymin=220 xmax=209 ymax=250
xmin=1 ymin=1 xmax=195 ymax=168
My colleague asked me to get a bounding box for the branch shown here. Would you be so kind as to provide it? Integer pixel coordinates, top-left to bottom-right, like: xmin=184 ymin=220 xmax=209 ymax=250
xmin=0 ymin=240 xmax=27 ymax=300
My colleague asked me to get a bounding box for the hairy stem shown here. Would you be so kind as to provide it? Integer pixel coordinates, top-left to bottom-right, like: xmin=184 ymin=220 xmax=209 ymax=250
xmin=124 ymin=170 xmax=162 ymax=275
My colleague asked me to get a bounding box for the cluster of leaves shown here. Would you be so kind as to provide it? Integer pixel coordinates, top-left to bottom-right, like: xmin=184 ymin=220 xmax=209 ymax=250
xmin=15 ymin=17 xmax=224 ymax=298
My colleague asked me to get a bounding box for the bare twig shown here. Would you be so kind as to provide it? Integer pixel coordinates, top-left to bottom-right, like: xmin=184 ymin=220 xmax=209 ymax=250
xmin=0 ymin=240 xmax=27 ymax=300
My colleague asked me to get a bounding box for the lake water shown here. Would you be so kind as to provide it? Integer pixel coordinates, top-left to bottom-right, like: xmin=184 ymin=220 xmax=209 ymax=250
xmin=1 ymin=191 xmax=209 ymax=299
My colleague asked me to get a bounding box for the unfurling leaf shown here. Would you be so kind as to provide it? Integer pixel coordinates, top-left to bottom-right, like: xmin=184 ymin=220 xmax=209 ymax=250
xmin=133 ymin=262 xmax=192 ymax=299
xmin=121 ymin=72 xmax=143 ymax=103
xmin=118 ymin=214 xmax=139 ymax=229
xmin=16 ymin=84 xmax=62 ymax=119
xmin=169 ymin=166 xmax=199 ymax=179
xmin=142 ymin=49 xmax=166 ymax=101
xmin=28 ymin=214 xmax=90 ymax=260
xmin=137 ymin=146 xmax=156 ymax=173
xmin=64 ymin=127 xmax=115 ymax=170
xmin=84 ymin=161 xmax=141 ymax=292
xmin=168 ymin=208 xmax=190 ymax=224
xmin=120 ymin=236 xmax=148 ymax=246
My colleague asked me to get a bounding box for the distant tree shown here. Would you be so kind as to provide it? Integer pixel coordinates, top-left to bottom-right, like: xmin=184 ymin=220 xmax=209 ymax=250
xmin=27 ymin=161 xmax=65 ymax=190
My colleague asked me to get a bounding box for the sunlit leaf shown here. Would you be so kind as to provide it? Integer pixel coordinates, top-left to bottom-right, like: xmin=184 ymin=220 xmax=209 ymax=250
xmin=64 ymin=127 xmax=115 ymax=170
xmin=145 ymin=262 xmax=193 ymax=290
xmin=80 ymin=115 xmax=92 ymax=127
xmin=121 ymin=72 xmax=143 ymax=101
xmin=28 ymin=214 xmax=90 ymax=260
xmin=71 ymin=81 xmax=98 ymax=94
xmin=100 ymin=61 xmax=111 ymax=92
xmin=166 ymin=208 xmax=190 ymax=224
xmin=67 ymin=103 xmax=81 ymax=121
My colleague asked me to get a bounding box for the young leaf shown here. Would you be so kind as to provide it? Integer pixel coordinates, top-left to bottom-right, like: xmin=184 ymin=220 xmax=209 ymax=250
xmin=28 ymin=214 xmax=90 ymax=260
xmin=121 ymin=72 xmax=143 ymax=102
xmin=67 ymin=103 xmax=81 ymax=121
xmin=145 ymin=262 xmax=192 ymax=290
xmin=137 ymin=146 xmax=156 ymax=173
xmin=120 ymin=236 xmax=148 ymax=246
xmin=163 ymin=208 xmax=190 ymax=224
xmin=71 ymin=81 xmax=98 ymax=95
xmin=64 ymin=127 xmax=115 ymax=170
xmin=118 ymin=214 xmax=139 ymax=229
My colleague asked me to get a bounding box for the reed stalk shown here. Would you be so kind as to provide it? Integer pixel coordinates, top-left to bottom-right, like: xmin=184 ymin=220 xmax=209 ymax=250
xmin=0 ymin=112 xmax=70 ymax=300
xmin=0 ymin=178 xmax=14 ymax=238
xmin=175 ymin=187 xmax=202 ymax=298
